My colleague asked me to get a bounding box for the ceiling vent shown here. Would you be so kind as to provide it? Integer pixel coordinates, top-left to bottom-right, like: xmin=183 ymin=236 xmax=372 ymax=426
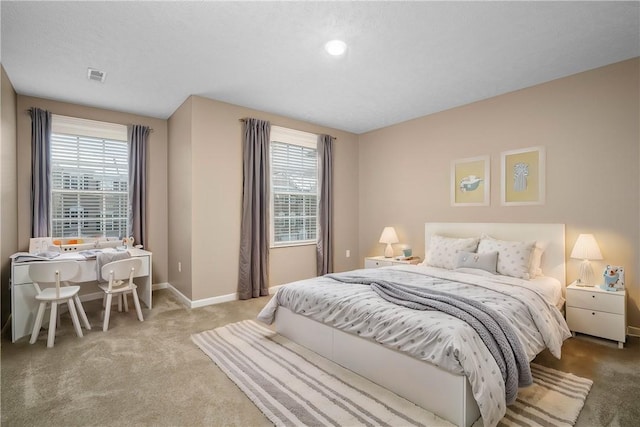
xmin=87 ymin=68 xmax=106 ymax=83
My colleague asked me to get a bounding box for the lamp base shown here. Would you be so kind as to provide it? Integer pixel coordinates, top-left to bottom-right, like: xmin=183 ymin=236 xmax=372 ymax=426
xmin=384 ymin=243 xmax=394 ymax=258
xmin=577 ymin=259 xmax=596 ymax=286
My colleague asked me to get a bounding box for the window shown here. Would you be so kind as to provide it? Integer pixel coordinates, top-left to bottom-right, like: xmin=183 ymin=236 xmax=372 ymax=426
xmin=50 ymin=115 xmax=129 ymax=238
xmin=270 ymin=126 xmax=318 ymax=246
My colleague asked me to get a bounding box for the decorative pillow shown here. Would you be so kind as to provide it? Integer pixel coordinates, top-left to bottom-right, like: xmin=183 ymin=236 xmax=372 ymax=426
xmin=477 ymin=236 xmax=535 ymax=279
xmin=529 ymin=244 xmax=544 ymax=278
xmin=426 ymin=235 xmax=479 ymax=270
xmin=455 ymin=251 xmax=498 ymax=274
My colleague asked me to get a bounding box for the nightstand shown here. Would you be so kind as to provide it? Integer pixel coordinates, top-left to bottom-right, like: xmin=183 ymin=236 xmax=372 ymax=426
xmin=566 ymin=282 xmax=627 ymax=348
xmin=364 ymin=256 xmax=421 ymax=269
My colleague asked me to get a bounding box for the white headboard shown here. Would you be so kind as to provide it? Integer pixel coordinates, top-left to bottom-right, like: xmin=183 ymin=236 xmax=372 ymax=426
xmin=425 ymin=222 xmax=566 ymax=285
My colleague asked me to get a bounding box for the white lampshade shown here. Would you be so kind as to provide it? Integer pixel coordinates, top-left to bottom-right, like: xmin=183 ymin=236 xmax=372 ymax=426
xmin=570 ymin=234 xmax=603 ymax=286
xmin=570 ymin=234 xmax=603 ymax=260
xmin=379 ymin=227 xmax=399 ymax=258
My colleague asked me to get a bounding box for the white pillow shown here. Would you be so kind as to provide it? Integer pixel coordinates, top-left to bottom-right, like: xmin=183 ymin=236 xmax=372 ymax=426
xmin=477 ymin=236 xmax=535 ymax=279
xmin=529 ymin=244 xmax=544 ymax=278
xmin=426 ymin=235 xmax=479 ymax=270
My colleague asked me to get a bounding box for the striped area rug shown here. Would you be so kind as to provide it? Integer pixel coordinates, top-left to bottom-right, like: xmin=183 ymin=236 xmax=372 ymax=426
xmin=192 ymin=320 xmax=592 ymax=427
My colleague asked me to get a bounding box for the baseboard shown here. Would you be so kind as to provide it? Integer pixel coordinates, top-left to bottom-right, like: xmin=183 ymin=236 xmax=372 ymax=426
xmin=162 ymin=283 xmax=236 ymax=308
xmin=152 ymin=282 xmax=169 ymax=291
xmin=163 ymin=282 xmax=280 ymax=309
xmin=628 ymin=326 xmax=640 ymax=337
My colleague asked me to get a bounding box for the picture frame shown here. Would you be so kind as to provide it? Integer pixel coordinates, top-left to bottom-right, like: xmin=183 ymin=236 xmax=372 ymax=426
xmin=451 ymin=155 xmax=490 ymax=206
xmin=600 ymin=265 xmax=625 ymax=292
xmin=501 ymin=146 xmax=545 ymax=206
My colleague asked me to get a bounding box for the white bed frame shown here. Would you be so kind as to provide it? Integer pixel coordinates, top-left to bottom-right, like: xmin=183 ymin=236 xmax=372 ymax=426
xmin=275 ymin=222 xmax=566 ymax=427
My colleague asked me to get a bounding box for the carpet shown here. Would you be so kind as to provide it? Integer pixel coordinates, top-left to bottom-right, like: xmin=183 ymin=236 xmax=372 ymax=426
xmin=192 ymin=320 xmax=592 ymax=427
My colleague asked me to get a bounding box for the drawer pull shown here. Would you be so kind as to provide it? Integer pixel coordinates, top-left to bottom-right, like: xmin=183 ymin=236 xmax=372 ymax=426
xmin=592 ymin=295 xmax=595 ymax=298
xmin=592 ymin=312 xmax=596 ymax=315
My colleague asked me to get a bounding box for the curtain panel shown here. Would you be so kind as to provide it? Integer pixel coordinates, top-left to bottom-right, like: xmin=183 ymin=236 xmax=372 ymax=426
xmin=238 ymin=118 xmax=271 ymax=299
xmin=128 ymin=125 xmax=150 ymax=248
xmin=316 ymin=134 xmax=334 ymax=275
xmin=29 ymin=108 xmax=52 ymax=238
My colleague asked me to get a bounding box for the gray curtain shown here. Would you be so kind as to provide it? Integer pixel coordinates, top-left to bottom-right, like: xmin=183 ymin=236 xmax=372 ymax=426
xmin=29 ymin=108 xmax=52 ymax=237
xmin=316 ymin=134 xmax=334 ymax=276
xmin=128 ymin=125 xmax=149 ymax=247
xmin=238 ymin=118 xmax=271 ymax=299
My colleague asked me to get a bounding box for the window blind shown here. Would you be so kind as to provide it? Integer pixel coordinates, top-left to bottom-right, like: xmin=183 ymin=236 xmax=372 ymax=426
xmin=271 ymin=139 xmax=318 ymax=245
xmin=50 ymin=129 xmax=129 ymax=238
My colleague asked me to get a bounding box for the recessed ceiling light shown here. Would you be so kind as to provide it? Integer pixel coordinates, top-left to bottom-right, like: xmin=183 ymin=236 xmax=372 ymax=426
xmin=324 ymin=40 xmax=347 ymax=56
xmin=87 ymin=68 xmax=107 ymax=83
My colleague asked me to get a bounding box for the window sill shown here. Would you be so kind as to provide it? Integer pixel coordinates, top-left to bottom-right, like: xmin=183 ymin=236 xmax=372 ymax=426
xmin=270 ymin=241 xmax=317 ymax=249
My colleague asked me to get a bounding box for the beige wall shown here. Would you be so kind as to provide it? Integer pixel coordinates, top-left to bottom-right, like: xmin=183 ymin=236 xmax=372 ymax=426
xmin=359 ymin=58 xmax=640 ymax=328
xmin=167 ymin=97 xmax=193 ymax=299
xmin=168 ymin=96 xmax=360 ymax=302
xmin=15 ymin=96 xmax=169 ymax=284
xmin=1 ymin=66 xmax=19 ymax=326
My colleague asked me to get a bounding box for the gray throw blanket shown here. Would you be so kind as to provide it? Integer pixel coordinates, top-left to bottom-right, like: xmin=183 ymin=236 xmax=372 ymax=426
xmin=326 ymin=273 xmax=532 ymax=405
xmin=96 ymin=251 xmax=131 ymax=283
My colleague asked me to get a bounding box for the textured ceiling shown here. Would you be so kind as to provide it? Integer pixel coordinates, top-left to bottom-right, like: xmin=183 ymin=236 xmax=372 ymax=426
xmin=2 ymin=1 xmax=639 ymax=134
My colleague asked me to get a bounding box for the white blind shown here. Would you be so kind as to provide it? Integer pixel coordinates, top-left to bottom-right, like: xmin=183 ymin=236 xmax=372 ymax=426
xmin=270 ymin=128 xmax=318 ymax=246
xmin=50 ymin=118 xmax=129 ymax=238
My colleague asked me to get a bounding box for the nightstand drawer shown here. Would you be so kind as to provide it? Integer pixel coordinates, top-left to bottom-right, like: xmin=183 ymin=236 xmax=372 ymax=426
xmin=364 ymin=259 xmax=393 ymax=268
xmin=566 ymin=288 xmax=624 ymax=314
xmin=566 ymin=307 xmax=626 ymax=342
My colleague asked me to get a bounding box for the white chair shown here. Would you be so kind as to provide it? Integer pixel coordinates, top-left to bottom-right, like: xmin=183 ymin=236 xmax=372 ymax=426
xmin=29 ymin=261 xmax=89 ymax=348
xmin=99 ymin=258 xmax=144 ymax=331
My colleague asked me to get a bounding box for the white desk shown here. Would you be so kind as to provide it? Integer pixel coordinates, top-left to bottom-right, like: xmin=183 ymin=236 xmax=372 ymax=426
xmin=10 ymin=248 xmax=152 ymax=342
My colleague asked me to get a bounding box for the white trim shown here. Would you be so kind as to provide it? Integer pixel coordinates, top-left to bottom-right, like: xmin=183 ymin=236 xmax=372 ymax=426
xmin=162 ymin=282 xmax=283 ymax=309
xmin=628 ymin=326 xmax=640 ymax=337
xmin=152 ymin=282 xmax=169 ymax=291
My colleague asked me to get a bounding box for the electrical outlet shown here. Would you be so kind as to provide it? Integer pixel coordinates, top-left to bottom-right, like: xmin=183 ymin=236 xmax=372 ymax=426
xmin=178 ymin=261 xmax=182 ymax=273
xmin=346 ymin=250 xmax=351 ymax=258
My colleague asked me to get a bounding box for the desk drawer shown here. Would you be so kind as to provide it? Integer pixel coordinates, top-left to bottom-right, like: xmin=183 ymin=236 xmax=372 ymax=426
xmin=12 ymin=255 xmax=149 ymax=284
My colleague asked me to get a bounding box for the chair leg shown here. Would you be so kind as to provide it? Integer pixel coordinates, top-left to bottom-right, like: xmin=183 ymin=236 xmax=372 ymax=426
xmin=47 ymin=302 xmax=58 ymax=348
xmin=103 ymin=294 xmax=113 ymax=332
xmin=67 ymin=299 xmax=83 ymax=338
xmin=132 ymin=290 xmax=144 ymax=322
xmin=123 ymin=293 xmax=129 ymax=312
xmin=30 ymin=302 xmax=47 ymax=344
xmin=117 ymin=294 xmax=122 ymax=312
xmin=74 ymin=294 xmax=91 ymax=330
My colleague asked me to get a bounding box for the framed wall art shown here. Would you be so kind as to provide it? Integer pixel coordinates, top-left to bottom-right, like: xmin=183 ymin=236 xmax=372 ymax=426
xmin=451 ymin=155 xmax=490 ymax=206
xmin=501 ymin=146 xmax=545 ymax=206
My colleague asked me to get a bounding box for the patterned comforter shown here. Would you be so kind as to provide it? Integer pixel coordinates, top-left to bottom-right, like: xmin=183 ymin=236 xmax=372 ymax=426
xmin=257 ymin=265 xmax=571 ymax=427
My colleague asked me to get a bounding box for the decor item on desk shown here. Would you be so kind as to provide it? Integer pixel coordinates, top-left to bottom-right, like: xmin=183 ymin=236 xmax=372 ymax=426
xmin=451 ymin=155 xmax=490 ymax=206
xmin=403 ymin=246 xmax=413 ymax=258
xmin=570 ymin=233 xmax=603 ymax=286
xmin=123 ymin=236 xmax=135 ymax=249
xmin=501 ymin=146 xmax=545 ymax=206
xmin=379 ymin=226 xmax=399 ymax=258
xmin=600 ymin=265 xmax=624 ymax=291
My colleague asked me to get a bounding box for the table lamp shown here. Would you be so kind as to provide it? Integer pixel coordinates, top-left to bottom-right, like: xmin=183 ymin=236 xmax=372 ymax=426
xmin=570 ymin=233 xmax=603 ymax=286
xmin=379 ymin=226 xmax=399 ymax=258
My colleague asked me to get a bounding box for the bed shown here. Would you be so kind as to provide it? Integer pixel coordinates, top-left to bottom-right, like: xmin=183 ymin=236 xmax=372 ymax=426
xmin=258 ymin=223 xmax=571 ymax=427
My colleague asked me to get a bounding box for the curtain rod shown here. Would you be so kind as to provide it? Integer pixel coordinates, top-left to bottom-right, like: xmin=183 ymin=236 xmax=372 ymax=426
xmin=25 ymin=109 xmax=154 ymax=132
xmin=239 ymin=118 xmax=336 ymax=140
